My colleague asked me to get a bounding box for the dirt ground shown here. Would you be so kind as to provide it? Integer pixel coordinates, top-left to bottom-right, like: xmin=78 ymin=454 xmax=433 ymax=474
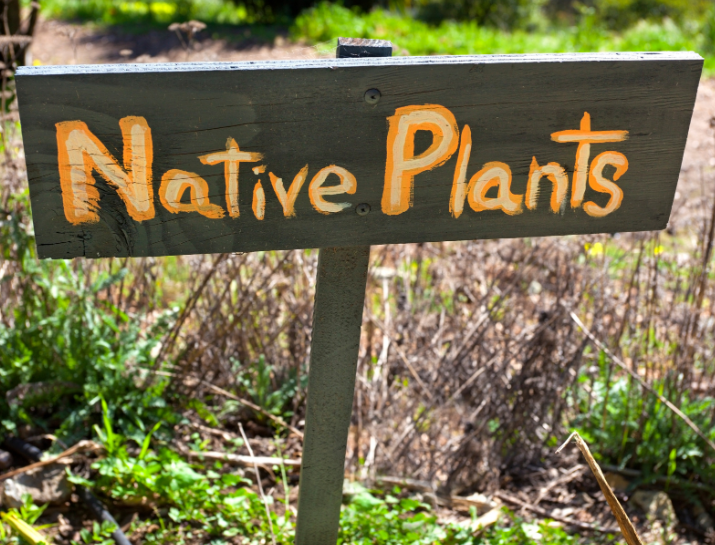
xmin=29 ymin=18 xmax=324 ymax=65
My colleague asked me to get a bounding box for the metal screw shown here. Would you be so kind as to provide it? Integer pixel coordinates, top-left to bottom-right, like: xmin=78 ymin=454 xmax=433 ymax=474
xmin=364 ymin=88 xmax=381 ymax=105
xmin=356 ymin=203 xmax=371 ymax=216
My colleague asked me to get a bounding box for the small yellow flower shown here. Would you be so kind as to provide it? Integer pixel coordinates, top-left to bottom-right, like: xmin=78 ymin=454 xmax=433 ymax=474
xmin=586 ymin=242 xmax=603 ymax=256
xmin=654 ymin=245 xmax=664 ymax=256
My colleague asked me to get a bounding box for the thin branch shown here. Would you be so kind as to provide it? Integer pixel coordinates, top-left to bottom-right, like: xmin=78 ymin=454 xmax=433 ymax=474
xmin=239 ymin=422 xmax=277 ymax=545
xmin=0 ymin=440 xmax=101 ymax=482
xmin=494 ymin=490 xmax=620 ymax=535
xmin=188 ymin=451 xmax=300 ymax=467
xmin=557 ymin=432 xmax=644 ymax=545
xmin=570 ymin=312 xmax=715 ymax=454
xmin=155 ymin=370 xmax=303 ymax=439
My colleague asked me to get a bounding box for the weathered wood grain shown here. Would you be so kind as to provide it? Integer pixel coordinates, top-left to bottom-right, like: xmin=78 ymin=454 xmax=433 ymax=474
xmin=16 ymin=51 xmax=702 ymax=259
xmin=293 ymin=37 xmax=384 ymax=545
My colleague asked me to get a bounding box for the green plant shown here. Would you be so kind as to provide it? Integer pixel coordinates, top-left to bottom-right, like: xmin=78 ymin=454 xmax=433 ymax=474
xmin=69 ymin=401 xmax=294 ymax=544
xmin=73 ymin=521 xmax=117 ymax=545
xmin=338 ymin=487 xmax=582 ymax=545
xmin=338 ymin=484 xmax=447 ymax=544
xmin=236 ymin=354 xmax=304 ymax=423
xmin=571 ymin=350 xmax=715 ymax=486
xmin=0 ymin=190 xmax=176 ymax=444
xmin=474 ymin=515 xmax=580 ymax=544
xmin=38 ymin=0 xmax=248 ymax=26
xmin=291 ymin=2 xmax=714 ymax=73
xmin=0 ymin=494 xmax=50 ymax=545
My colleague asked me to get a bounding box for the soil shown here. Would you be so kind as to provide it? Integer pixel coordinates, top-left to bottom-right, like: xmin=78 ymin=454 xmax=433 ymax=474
xmin=29 ymin=18 xmax=323 ymax=66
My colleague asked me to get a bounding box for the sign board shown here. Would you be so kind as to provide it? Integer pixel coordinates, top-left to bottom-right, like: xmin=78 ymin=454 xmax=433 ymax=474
xmin=16 ymin=51 xmax=702 ymax=260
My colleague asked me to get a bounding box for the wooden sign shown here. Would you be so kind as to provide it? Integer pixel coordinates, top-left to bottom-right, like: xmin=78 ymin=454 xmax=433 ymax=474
xmin=16 ymin=51 xmax=701 ymax=260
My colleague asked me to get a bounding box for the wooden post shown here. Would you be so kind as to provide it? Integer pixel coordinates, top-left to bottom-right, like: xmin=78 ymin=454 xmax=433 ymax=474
xmin=294 ymin=37 xmax=392 ymax=545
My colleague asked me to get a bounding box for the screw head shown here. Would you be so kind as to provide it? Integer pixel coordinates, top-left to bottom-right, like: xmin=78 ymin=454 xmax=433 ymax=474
xmin=356 ymin=203 xmax=371 ymax=216
xmin=364 ymin=88 xmax=381 ymax=105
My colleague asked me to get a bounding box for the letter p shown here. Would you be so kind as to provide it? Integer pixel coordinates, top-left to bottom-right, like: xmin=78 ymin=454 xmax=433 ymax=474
xmin=381 ymin=104 xmax=459 ymax=215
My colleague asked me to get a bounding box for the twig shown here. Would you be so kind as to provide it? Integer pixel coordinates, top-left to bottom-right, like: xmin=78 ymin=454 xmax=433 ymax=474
xmin=493 ymin=490 xmax=620 ymax=535
xmin=532 ymin=464 xmax=586 ymax=507
xmin=0 ymin=440 xmax=100 ymax=482
xmin=239 ymin=423 xmax=277 ymax=545
xmin=570 ymin=312 xmax=715 ymax=454
xmin=445 ymin=355 xmax=499 ymax=405
xmin=557 ymin=432 xmax=643 ymax=545
xmin=154 ymin=370 xmax=303 ymax=439
xmin=188 ymin=451 xmax=301 ymax=467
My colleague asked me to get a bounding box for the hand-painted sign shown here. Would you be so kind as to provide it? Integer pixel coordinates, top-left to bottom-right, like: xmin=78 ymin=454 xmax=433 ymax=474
xmin=16 ymin=51 xmax=701 ymax=259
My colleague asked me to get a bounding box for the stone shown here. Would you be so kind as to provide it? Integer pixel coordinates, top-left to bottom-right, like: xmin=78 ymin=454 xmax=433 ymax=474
xmin=0 ymin=449 xmax=13 ymax=470
xmin=2 ymin=463 xmax=72 ymax=507
xmin=693 ymin=504 xmax=714 ymax=532
xmin=631 ymin=490 xmax=677 ymax=525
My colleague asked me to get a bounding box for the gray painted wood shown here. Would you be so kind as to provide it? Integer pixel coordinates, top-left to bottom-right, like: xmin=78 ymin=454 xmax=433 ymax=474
xmin=15 ymin=51 xmax=702 ymax=259
xmin=294 ymin=38 xmax=386 ymax=545
xmin=295 ymin=244 xmax=371 ymax=545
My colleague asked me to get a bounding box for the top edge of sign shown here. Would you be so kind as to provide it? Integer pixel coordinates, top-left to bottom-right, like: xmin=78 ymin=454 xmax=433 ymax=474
xmin=16 ymin=50 xmax=703 ymax=77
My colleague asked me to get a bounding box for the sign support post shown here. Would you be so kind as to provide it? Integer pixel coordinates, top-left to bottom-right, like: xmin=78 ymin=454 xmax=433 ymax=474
xmin=294 ymin=38 xmax=392 ymax=545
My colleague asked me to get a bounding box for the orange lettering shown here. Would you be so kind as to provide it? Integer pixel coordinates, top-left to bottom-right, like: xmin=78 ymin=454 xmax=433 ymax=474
xmin=199 ymin=138 xmax=262 ymax=218
xmin=449 ymin=124 xmax=472 ymax=218
xmin=551 ymin=112 xmax=628 ymax=208
xmin=525 ymin=157 xmax=568 ymax=213
xmin=56 ymin=117 xmax=154 ymax=224
xmin=309 ymin=165 xmax=356 ymax=215
xmin=382 ymin=104 xmax=459 ymax=215
xmin=159 ymin=169 xmax=224 ymax=219
xmin=253 ymin=180 xmax=265 ymax=220
xmin=467 ymin=161 xmax=522 ymax=215
xmin=584 ymin=151 xmax=628 ymax=217
xmin=269 ymin=165 xmax=309 ymax=217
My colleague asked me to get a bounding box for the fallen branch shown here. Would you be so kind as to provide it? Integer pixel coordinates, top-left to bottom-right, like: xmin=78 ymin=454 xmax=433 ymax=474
xmin=557 ymin=432 xmax=643 ymax=545
xmin=0 ymin=440 xmax=101 ymax=482
xmin=376 ymin=475 xmax=435 ymax=493
xmin=188 ymin=451 xmax=301 ymax=467
xmin=570 ymin=312 xmax=715 ymax=455
xmin=0 ymin=36 xmax=32 ymax=46
xmin=494 ymin=490 xmax=620 ymax=535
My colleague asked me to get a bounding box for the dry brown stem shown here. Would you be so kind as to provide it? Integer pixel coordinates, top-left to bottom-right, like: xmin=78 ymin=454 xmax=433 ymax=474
xmin=570 ymin=312 xmax=715 ymax=454
xmin=557 ymin=432 xmax=644 ymax=545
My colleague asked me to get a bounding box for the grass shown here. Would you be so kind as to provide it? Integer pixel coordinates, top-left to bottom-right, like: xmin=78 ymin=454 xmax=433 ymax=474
xmin=291 ymin=2 xmax=715 ymax=73
xmin=39 ymin=0 xmax=252 ymax=26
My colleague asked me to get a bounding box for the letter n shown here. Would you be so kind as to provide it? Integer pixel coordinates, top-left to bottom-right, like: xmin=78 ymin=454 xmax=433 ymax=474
xmin=56 ymin=117 xmax=154 ymax=224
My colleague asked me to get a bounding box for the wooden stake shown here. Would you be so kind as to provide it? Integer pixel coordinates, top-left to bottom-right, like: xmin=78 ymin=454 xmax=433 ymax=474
xmin=294 ymin=38 xmax=391 ymax=545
